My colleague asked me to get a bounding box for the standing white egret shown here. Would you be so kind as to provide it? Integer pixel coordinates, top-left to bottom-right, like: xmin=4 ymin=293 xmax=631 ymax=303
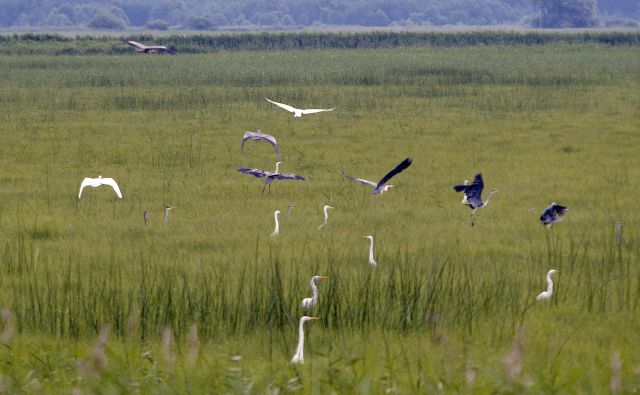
xmin=318 ymin=205 xmax=334 ymax=229
xmin=342 ymin=157 xmax=413 ymax=195
xmin=536 ymin=269 xmax=559 ymax=301
xmin=540 ymin=203 xmax=567 ymax=228
xmin=301 ymin=275 xmax=328 ymax=310
xmin=164 ymin=206 xmax=176 ymax=224
xmin=266 ymin=98 xmax=334 ymax=118
xmin=453 ymin=173 xmax=497 ymax=226
xmin=271 ymin=210 xmax=281 ymax=237
xmin=291 ymin=316 xmax=319 ymax=364
xmin=363 ymin=235 xmax=377 ymax=267
xmin=143 ymin=211 xmax=151 ymax=226
xmin=78 ymin=176 xmax=123 ymax=199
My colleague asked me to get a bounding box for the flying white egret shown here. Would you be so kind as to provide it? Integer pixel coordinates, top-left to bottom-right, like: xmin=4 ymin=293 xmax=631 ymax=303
xmin=266 ymin=98 xmax=334 ymax=118
xmin=143 ymin=211 xmax=151 ymax=226
xmin=241 ymin=129 xmax=282 ymax=160
xmin=164 ymin=206 xmax=176 ymax=224
xmin=126 ymin=40 xmax=177 ymax=54
xmin=291 ymin=316 xmax=319 ymax=364
xmin=540 ymin=203 xmax=567 ymax=228
xmin=453 ymin=173 xmax=497 ymax=226
xmin=536 ymin=269 xmax=558 ymax=301
xmin=343 ymin=158 xmax=412 ymax=195
xmin=271 ymin=210 xmax=281 ymax=237
xmin=301 ymin=275 xmax=328 ymax=310
xmin=238 ymin=161 xmax=307 ymax=193
xmin=318 ymin=205 xmax=334 ymax=229
xmin=78 ymin=176 xmax=123 ymax=199
xmin=363 ymin=235 xmax=377 ymax=267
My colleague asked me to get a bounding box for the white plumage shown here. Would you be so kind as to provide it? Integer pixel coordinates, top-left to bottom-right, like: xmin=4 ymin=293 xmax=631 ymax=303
xmin=301 ymin=275 xmax=328 ymax=310
xmin=536 ymin=269 xmax=559 ymax=301
xmin=291 ymin=316 xmax=319 ymax=364
xmin=266 ymin=98 xmax=334 ymax=118
xmin=78 ymin=176 xmax=123 ymax=199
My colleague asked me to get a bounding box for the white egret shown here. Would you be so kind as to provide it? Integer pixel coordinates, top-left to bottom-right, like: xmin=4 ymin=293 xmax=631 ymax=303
xmin=453 ymin=173 xmax=497 ymax=226
xmin=266 ymin=98 xmax=334 ymax=118
xmin=271 ymin=210 xmax=281 ymax=237
xmin=143 ymin=210 xmax=151 ymax=226
xmin=78 ymin=176 xmax=123 ymax=199
xmin=164 ymin=206 xmax=176 ymax=224
xmin=536 ymin=269 xmax=559 ymax=301
xmin=291 ymin=316 xmax=319 ymax=364
xmin=318 ymin=205 xmax=334 ymax=229
xmin=301 ymin=275 xmax=328 ymax=310
xmin=363 ymin=235 xmax=377 ymax=267
xmin=126 ymin=40 xmax=177 ymax=54
xmin=342 ymin=158 xmax=412 ymax=195
xmin=241 ymin=129 xmax=282 ymax=160
xmin=540 ymin=203 xmax=567 ymax=228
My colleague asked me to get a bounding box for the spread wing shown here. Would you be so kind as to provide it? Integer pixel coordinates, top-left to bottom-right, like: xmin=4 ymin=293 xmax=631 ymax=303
xmin=238 ymin=167 xmax=268 ymax=178
xmin=101 ymin=178 xmax=123 ymax=198
xmin=464 ymin=173 xmax=484 ymax=207
xmin=272 ymin=172 xmax=306 ymax=181
xmin=78 ymin=177 xmax=93 ymax=198
xmin=376 ymin=157 xmax=413 ymax=190
xmin=241 ymin=130 xmax=282 ymax=160
xmin=342 ymin=172 xmax=377 ymax=188
xmin=266 ymin=98 xmax=298 ymax=113
xmin=300 ymin=108 xmax=335 ymax=115
xmin=127 ymin=40 xmax=146 ymax=50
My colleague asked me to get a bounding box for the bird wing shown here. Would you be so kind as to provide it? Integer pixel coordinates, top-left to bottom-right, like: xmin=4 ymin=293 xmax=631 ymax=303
xmin=553 ymin=204 xmax=568 ymax=217
xmin=300 ymin=108 xmax=335 ymax=115
xmin=242 ymin=131 xmax=282 ymax=160
xmin=266 ymin=98 xmax=298 ymax=113
xmin=240 ymin=131 xmax=255 ymax=152
xmin=127 ymin=40 xmax=146 ymax=50
xmin=342 ymin=172 xmax=377 ymax=187
xmin=464 ymin=173 xmax=484 ymax=207
xmin=101 ymin=178 xmax=123 ymax=198
xmin=238 ymin=167 xmax=268 ymax=178
xmin=453 ymin=184 xmax=467 ymax=192
xmin=78 ymin=177 xmax=93 ymax=198
xmin=273 ymin=172 xmax=306 ymax=181
xmin=375 ymin=157 xmax=413 ymax=189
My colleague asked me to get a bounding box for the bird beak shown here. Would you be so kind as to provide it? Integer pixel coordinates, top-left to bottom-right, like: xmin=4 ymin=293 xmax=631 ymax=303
xmin=318 ymin=276 xmax=328 ymax=279
xmin=309 ymin=317 xmax=320 ymax=320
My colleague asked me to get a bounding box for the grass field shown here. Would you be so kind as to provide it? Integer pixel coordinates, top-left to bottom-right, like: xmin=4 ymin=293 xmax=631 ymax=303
xmin=0 ymin=44 xmax=639 ymax=393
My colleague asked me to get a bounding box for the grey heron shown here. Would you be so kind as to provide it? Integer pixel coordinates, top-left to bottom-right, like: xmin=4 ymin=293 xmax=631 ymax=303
xmin=164 ymin=206 xmax=176 ymax=224
xmin=241 ymin=129 xmax=282 ymax=160
xmin=318 ymin=205 xmax=334 ymax=229
xmin=238 ymin=162 xmax=307 ymax=193
xmin=266 ymin=98 xmax=334 ymax=118
xmin=301 ymin=275 xmax=328 ymax=310
xmin=453 ymin=173 xmax=497 ymax=226
xmin=291 ymin=316 xmax=319 ymax=364
xmin=343 ymin=157 xmax=413 ymax=195
xmin=127 ymin=40 xmax=177 ymax=54
xmin=539 ymin=203 xmax=567 ymax=228
xmin=363 ymin=235 xmax=377 ymax=267
xmin=536 ymin=269 xmax=558 ymax=301
xmin=143 ymin=211 xmax=151 ymax=226
xmin=271 ymin=210 xmax=281 ymax=237
xmin=78 ymin=176 xmax=123 ymax=199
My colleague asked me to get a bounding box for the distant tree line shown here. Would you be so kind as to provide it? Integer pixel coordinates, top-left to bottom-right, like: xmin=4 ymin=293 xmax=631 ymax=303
xmin=0 ymin=0 xmax=637 ymax=30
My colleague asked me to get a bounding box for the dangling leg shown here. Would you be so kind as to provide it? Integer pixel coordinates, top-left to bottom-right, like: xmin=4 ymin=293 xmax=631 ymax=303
xmin=471 ymin=209 xmax=476 ymax=227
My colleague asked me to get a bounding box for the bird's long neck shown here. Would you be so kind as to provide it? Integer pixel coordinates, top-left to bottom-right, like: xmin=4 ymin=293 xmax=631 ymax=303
xmin=546 ymin=274 xmax=554 ymax=293
xmin=310 ymin=280 xmax=319 ymax=304
xmin=274 ymin=213 xmax=280 ymax=233
xmin=274 ymin=162 xmax=281 ymax=173
xmin=483 ymin=191 xmax=497 ymax=206
xmin=164 ymin=209 xmax=169 ymax=224
xmin=368 ymin=239 xmax=375 ymax=262
xmin=294 ymin=319 xmax=306 ymax=361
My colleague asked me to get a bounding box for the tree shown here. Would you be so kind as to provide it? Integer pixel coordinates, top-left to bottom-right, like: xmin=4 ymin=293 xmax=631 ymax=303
xmin=186 ymin=16 xmax=213 ymax=30
xmin=88 ymin=12 xmax=126 ymax=29
xmin=146 ymin=18 xmax=170 ymax=30
xmin=529 ymin=0 xmax=599 ymax=28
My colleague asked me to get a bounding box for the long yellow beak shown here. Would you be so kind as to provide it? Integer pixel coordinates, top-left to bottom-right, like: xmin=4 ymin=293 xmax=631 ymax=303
xmin=309 ymin=316 xmax=320 ymax=320
xmin=318 ymin=276 xmax=328 ymax=279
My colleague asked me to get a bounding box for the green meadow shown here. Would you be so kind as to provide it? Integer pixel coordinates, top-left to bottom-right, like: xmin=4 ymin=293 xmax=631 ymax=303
xmin=0 ymin=43 xmax=639 ymax=393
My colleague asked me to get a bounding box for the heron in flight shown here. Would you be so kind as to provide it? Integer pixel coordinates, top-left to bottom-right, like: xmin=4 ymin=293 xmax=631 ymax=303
xmin=453 ymin=173 xmax=497 ymax=226
xmin=291 ymin=316 xmax=319 ymax=364
xmin=126 ymin=40 xmax=177 ymax=54
xmin=266 ymin=98 xmax=334 ymax=118
xmin=363 ymin=235 xmax=377 ymax=267
xmin=301 ymin=275 xmax=328 ymax=310
xmin=318 ymin=205 xmax=334 ymax=229
xmin=238 ymin=162 xmax=307 ymax=193
xmin=536 ymin=269 xmax=558 ymax=301
xmin=540 ymin=203 xmax=567 ymax=228
xmin=78 ymin=176 xmax=123 ymax=199
xmin=241 ymin=129 xmax=282 ymax=160
xmin=271 ymin=210 xmax=281 ymax=237
xmin=164 ymin=206 xmax=176 ymax=224
xmin=343 ymin=157 xmax=413 ymax=195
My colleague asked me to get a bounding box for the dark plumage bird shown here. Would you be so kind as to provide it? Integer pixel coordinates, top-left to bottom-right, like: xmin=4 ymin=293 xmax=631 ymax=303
xmin=241 ymin=130 xmax=282 ymax=160
xmin=453 ymin=173 xmax=498 ymax=226
xmin=343 ymin=157 xmax=413 ymax=195
xmin=540 ymin=203 xmax=567 ymax=228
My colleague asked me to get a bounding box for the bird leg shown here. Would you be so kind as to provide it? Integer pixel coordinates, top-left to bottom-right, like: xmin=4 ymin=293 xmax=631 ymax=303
xmin=471 ymin=210 xmax=476 ymax=227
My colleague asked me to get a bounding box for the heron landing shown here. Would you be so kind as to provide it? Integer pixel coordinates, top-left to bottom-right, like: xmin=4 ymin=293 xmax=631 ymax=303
xmin=453 ymin=173 xmax=497 ymax=226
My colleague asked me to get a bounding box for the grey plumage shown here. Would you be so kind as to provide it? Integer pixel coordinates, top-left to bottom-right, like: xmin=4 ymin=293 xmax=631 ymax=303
xmin=539 ymin=203 xmax=568 ymax=228
xmin=241 ymin=130 xmax=282 ymax=160
xmin=343 ymin=157 xmax=413 ymax=195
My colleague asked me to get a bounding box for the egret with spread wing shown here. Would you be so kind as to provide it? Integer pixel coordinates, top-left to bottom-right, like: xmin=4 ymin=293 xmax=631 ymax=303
xmin=343 ymin=157 xmax=412 ymax=195
xmin=540 ymin=203 xmax=567 ymax=228
xmin=127 ymin=40 xmax=176 ymax=54
xmin=266 ymin=98 xmax=334 ymax=118
xmin=241 ymin=129 xmax=282 ymax=160
xmin=78 ymin=176 xmax=123 ymax=199
xmin=453 ymin=173 xmax=497 ymax=226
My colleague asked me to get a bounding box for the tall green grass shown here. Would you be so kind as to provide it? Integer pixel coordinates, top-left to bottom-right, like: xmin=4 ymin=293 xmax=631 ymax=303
xmin=0 ymin=45 xmax=639 ymax=392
